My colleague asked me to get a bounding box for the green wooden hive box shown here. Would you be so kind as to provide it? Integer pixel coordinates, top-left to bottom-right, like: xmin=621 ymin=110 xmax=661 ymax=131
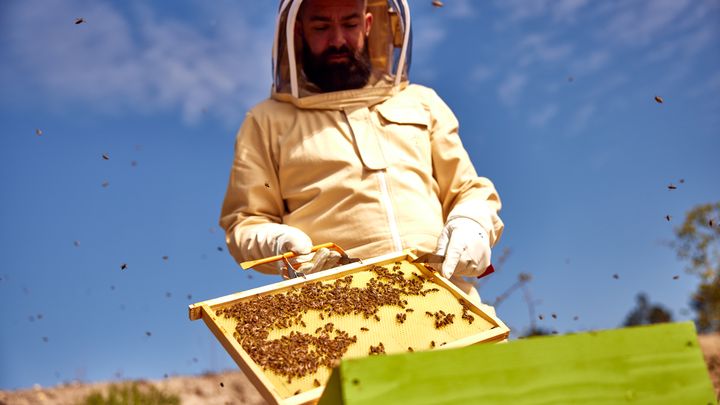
xmin=318 ymin=321 xmax=717 ymax=405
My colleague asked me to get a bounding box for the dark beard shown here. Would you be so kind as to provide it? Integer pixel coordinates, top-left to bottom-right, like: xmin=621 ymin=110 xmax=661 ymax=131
xmin=301 ymin=41 xmax=372 ymax=92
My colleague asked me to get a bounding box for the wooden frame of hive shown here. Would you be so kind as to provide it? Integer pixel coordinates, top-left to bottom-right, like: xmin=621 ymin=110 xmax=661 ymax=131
xmin=189 ymin=249 xmax=510 ymax=405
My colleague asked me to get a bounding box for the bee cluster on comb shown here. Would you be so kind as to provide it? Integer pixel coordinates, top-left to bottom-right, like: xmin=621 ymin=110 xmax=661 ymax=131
xmin=215 ymin=263 xmax=446 ymax=382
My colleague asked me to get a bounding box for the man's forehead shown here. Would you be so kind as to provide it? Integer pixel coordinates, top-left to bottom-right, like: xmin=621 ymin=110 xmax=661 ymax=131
xmin=300 ymin=0 xmax=366 ymax=17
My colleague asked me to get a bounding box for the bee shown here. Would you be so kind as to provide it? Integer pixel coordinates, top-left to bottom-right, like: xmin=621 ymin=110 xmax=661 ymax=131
xmin=667 ymin=184 xmax=677 ymax=190
xmin=74 ymin=18 xmax=85 ymax=24
xmin=432 ymin=0 xmax=444 ymax=7
xmin=120 ymin=263 xmax=128 ymax=270
xmin=313 ymin=379 xmax=321 ymax=387
xmin=145 ymin=331 xmax=152 ymax=337
xmin=102 ymin=180 xmax=110 ymax=188
xmin=613 ymin=274 xmax=619 ymax=279
xmin=673 ymin=275 xmax=679 ymax=280
xmin=35 ymin=129 xmax=43 ymax=136
xmin=73 ymin=240 xmax=80 ymax=247
xmin=538 ymin=314 xmax=544 ymax=320
xmin=162 ymin=256 xmax=169 ymax=260
xmin=264 ymin=182 xmax=270 ymax=188
xmin=102 ymin=153 xmax=109 ymax=160
xmin=219 ymin=382 xmax=224 ymax=387
xmin=665 ymin=215 xmax=671 ymax=221
xmin=551 ymin=313 xmax=557 ymax=319
xmin=654 ymin=95 xmax=664 ymax=104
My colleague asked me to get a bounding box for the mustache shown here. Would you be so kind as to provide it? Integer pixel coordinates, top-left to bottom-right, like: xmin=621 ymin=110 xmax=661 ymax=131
xmin=321 ymin=45 xmax=353 ymax=59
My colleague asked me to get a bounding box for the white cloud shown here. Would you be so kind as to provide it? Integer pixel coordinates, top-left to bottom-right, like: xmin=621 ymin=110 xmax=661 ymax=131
xmin=567 ymin=103 xmax=596 ymax=135
xmin=570 ymin=50 xmax=610 ymax=74
xmin=495 ymin=0 xmax=588 ymax=23
xmin=517 ymin=34 xmax=574 ymax=67
xmin=469 ymin=65 xmax=494 ymax=83
xmin=409 ymin=16 xmax=447 ymax=81
xmin=552 ymin=0 xmax=590 ymax=22
xmin=497 ymin=73 xmax=527 ymax=105
xmin=1 ymin=0 xmax=274 ymax=126
xmin=529 ymin=104 xmax=559 ymax=127
xmin=496 ymin=0 xmax=548 ymax=22
xmin=687 ymin=70 xmax=720 ymax=99
xmin=445 ymin=0 xmax=476 ymax=19
xmin=601 ymin=0 xmax=693 ymax=46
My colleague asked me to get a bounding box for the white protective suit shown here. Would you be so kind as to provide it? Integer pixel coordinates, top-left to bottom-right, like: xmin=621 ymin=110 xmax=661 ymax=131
xmin=220 ymin=0 xmax=504 ymax=304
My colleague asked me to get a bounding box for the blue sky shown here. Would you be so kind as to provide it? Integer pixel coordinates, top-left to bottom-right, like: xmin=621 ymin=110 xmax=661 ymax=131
xmin=1 ymin=0 xmax=719 ymax=391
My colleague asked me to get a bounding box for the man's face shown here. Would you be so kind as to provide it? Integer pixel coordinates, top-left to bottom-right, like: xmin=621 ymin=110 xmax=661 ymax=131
xmin=298 ymin=0 xmax=373 ymax=92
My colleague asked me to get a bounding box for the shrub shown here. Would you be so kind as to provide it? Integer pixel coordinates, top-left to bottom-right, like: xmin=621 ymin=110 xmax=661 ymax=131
xmin=80 ymin=382 xmax=180 ymax=405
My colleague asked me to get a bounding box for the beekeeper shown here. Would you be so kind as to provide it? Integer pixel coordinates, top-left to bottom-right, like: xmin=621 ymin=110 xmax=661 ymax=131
xmin=220 ymin=0 xmax=504 ymax=305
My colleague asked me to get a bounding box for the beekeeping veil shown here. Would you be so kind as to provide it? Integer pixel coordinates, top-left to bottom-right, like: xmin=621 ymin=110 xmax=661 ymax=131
xmin=271 ymin=0 xmax=412 ymax=108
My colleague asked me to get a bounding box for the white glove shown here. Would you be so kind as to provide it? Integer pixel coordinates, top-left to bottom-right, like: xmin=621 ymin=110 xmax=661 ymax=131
xmin=270 ymin=225 xmax=341 ymax=278
xmin=273 ymin=225 xmax=313 ymax=258
xmin=294 ymin=247 xmax=342 ymax=277
xmin=435 ymin=217 xmax=492 ymax=279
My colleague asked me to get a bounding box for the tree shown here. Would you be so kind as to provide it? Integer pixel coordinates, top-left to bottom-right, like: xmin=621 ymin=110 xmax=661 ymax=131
xmin=690 ymin=276 xmax=720 ymax=333
xmin=623 ymin=293 xmax=673 ymax=327
xmin=673 ymin=202 xmax=720 ymax=333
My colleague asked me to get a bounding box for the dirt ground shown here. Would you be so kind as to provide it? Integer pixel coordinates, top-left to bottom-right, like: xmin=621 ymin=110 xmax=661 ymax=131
xmin=2 ymin=334 xmax=718 ymax=405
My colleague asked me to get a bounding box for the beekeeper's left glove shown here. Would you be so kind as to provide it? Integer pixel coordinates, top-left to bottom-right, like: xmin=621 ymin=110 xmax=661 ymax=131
xmin=435 ymin=217 xmax=492 ymax=279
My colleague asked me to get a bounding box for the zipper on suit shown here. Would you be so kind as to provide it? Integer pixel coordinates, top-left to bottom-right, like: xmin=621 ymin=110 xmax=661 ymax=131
xmin=376 ymin=170 xmax=403 ymax=252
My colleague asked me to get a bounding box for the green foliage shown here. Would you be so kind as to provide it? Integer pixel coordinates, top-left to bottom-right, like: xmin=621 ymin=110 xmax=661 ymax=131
xmin=519 ymin=326 xmax=553 ymax=338
xmin=690 ymin=276 xmax=720 ymax=333
xmin=673 ymin=202 xmax=720 ymax=333
xmin=623 ymin=293 xmax=673 ymax=327
xmin=79 ymin=382 xmax=180 ymax=405
xmin=674 ymin=202 xmax=720 ymax=280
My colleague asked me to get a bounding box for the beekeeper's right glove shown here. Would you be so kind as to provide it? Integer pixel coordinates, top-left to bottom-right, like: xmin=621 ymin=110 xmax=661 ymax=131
xmin=251 ymin=223 xmax=340 ymax=277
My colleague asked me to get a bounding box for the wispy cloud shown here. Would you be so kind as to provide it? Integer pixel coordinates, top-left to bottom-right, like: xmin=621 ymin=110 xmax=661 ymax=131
xmin=1 ymin=0 xmax=273 ymax=125
xmin=567 ymin=103 xmax=596 ymax=135
xmin=469 ymin=65 xmax=494 ymax=83
xmin=552 ymin=0 xmax=590 ymax=22
xmin=495 ymin=0 xmax=589 ymax=24
xmin=570 ymin=50 xmax=610 ymax=74
xmin=497 ymin=73 xmax=527 ymax=105
xmin=601 ymin=0 xmax=693 ymax=46
xmin=410 ymin=16 xmax=447 ymax=81
xmin=517 ymin=34 xmax=574 ymax=67
xmin=687 ymin=70 xmax=720 ymax=99
xmin=529 ymin=104 xmax=559 ymax=127
xmin=444 ymin=0 xmax=476 ymax=19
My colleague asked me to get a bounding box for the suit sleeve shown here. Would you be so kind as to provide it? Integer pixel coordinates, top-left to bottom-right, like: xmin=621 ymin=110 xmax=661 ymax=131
xmin=219 ymin=111 xmax=285 ymax=274
xmin=426 ymin=89 xmax=504 ymax=246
